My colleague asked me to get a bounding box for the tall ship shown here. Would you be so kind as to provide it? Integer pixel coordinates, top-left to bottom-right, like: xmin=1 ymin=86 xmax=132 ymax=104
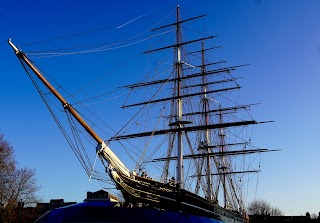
xmin=9 ymin=6 xmax=275 ymax=223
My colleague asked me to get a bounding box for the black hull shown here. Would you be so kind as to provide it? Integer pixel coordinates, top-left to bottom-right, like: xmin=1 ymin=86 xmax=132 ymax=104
xmin=110 ymin=170 xmax=246 ymax=223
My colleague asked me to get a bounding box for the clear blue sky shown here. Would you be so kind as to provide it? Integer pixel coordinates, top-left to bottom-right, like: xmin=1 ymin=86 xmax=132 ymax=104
xmin=1 ymin=0 xmax=320 ymax=216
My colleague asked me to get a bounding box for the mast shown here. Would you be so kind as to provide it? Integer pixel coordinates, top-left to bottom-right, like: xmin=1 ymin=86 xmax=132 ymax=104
xmin=218 ymin=104 xmax=227 ymax=208
xmin=138 ymin=5 xmax=209 ymax=187
xmin=201 ymin=41 xmax=213 ymax=201
xmin=8 ymin=40 xmax=103 ymax=145
xmin=176 ymin=5 xmax=184 ymax=189
xmin=8 ymin=39 xmax=130 ymax=177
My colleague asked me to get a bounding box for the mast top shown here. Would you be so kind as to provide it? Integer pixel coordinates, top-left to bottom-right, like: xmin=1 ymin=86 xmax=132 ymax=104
xmin=8 ymin=39 xmax=20 ymax=54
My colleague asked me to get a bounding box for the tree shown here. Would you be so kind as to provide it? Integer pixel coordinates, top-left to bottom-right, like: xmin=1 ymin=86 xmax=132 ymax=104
xmin=0 ymin=134 xmax=15 ymax=174
xmin=310 ymin=213 xmax=318 ymax=219
xmin=270 ymin=206 xmax=284 ymax=216
xmin=0 ymin=134 xmax=40 ymax=223
xmin=248 ymin=199 xmax=284 ymax=216
xmin=248 ymin=199 xmax=271 ymax=215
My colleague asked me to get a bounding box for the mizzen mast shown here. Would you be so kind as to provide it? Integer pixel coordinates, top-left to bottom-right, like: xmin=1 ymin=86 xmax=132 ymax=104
xmin=200 ymin=41 xmax=213 ymax=201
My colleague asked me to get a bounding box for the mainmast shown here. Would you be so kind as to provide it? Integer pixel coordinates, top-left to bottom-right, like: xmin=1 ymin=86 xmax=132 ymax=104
xmin=176 ymin=5 xmax=184 ymax=189
xmin=137 ymin=5 xmax=209 ymax=189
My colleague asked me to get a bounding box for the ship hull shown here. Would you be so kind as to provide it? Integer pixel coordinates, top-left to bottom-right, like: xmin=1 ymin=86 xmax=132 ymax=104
xmin=36 ymin=200 xmax=241 ymax=223
xmin=109 ymin=170 xmax=246 ymax=223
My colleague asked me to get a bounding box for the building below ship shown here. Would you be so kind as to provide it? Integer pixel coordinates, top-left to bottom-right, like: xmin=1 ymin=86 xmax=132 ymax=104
xmin=249 ymin=214 xmax=320 ymax=223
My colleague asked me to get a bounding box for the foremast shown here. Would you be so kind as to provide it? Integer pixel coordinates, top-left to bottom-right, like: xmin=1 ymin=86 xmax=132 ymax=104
xmin=8 ymin=39 xmax=130 ymax=178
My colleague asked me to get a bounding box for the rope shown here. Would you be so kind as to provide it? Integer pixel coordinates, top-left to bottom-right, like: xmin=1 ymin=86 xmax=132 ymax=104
xmin=19 ymin=58 xmax=92 ymax=176
xmin=28 ymin=58 xmax=116 ymax=139
xmin=27 ymin=29 xmax=175 ymax=58
xmin=110 ymin=69 xmax=174 ymax=140
xmin=24 ymin=8 xmax=176 ymax=56
xmin=20 ymin=25 xmax=117 ymax=47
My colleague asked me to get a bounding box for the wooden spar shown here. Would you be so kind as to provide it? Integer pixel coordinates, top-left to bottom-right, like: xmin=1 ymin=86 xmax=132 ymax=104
xmin=150 ymin=148 xmax=277 ymax=162
xmin=201 ymin=41 xmax=213 ymax=201
xmin=182 ymin=78 xmax=240 ymax=89
xmin=176 ymin=5 xmax=184 ymax=189
xmin=120 ymin=64 xmax=248 ymax=89
xmin=182 ymin=60 xmax=227 ymax=70
xmin=179 ymin=104 xmax=260 ymax=117
xmin=160 ymin=104 xmax=259 ymax=119
xmin=142 ymin=36 xmax=215 ymax=54
xmin=122 ymin=86 xmax=241 ymax=108
xmin=151 ymin=14 xmax=206 ymax=31
xmin=193 ymin=170 xmax=261 ymax=177
xmin=111 ymin=120 xmax=258 ymax=140
xmin=199 ymin=142 xmax=250 ymax=149
xmin=8 ymin=39 xmax=104 ymax=145
xmin=186 ymin=46 xmax=222 ymax=55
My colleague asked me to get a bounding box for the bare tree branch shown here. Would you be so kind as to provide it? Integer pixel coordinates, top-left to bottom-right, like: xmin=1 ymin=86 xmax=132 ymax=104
xmin=0 ymin=133 xmax=41 ymax=222
xmin=248 ymin=199 xmax=283 ymax=216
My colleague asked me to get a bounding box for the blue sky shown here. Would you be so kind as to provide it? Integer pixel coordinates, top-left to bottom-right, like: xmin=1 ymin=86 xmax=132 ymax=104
xmin=1 ymin=0 xmax=320 ymax=216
